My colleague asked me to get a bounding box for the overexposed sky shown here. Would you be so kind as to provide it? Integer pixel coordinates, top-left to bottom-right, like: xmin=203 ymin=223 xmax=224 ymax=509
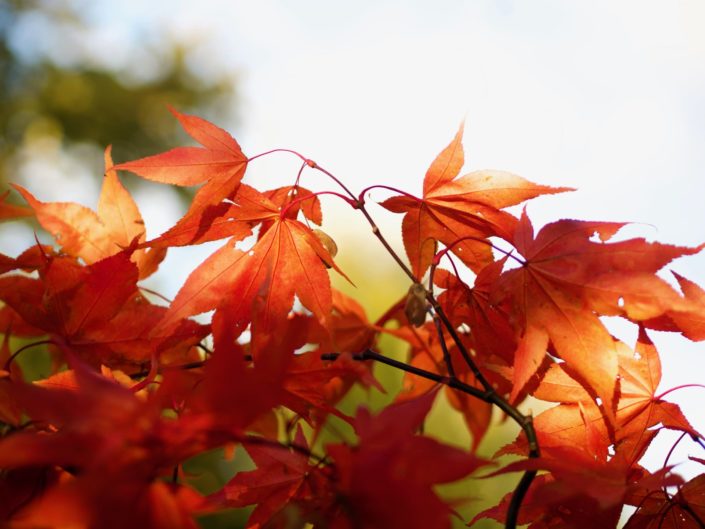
xmin=6 ymin=0 xmax=705 ymax=480
xmin=110 ymin=1 xmax=705 ymax=247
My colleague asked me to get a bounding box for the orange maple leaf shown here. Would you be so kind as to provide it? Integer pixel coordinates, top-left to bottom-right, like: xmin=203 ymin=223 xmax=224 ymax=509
xmin=501 ymin=330 xmax=700 ymax=462
xmin=0 ymin=190 xmax=32 ymax=221
xmin=156 ymin=187 xmax=344 ymax=358
xmin=13 ymin=147 xmax=165 ymax=278
xmin=114 ymin=108 xmax=248 ymax=247
xmin=646 ymin=272 xmax=705 ymax=341
xmin=380 ymin=123 xmax=569 ymax=278
xmin=494 ymin=211 xmax=702 ymax=418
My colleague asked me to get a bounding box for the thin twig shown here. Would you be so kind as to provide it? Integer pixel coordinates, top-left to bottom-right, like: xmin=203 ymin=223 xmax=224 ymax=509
xmin=128 ymin=354 xmax=256 ymax=379
xmin=128 ymin=360 xmax=206 ymax=379
xmin=4 ymin=340 xmax=56 ymax=372
xmin=305 ymin=161 xmax=358 ymax=203
xmin=662 ymin=432 xmax=686 ymax=496
xmin=434 ymin=235 xmax=524 ymax=267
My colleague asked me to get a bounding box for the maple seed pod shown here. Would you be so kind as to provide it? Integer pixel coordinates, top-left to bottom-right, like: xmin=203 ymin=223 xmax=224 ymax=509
xmin=313 ymin=229 xmax=338 ymax=268
xmin=313 ymin=229 xmax=338 ymax=258
xmin=404 ymin=283 xmax=428 ymax=327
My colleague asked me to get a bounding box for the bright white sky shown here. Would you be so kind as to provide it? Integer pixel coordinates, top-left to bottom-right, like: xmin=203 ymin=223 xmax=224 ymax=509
xmin=6 ymin=0 xmax=705 ymax=482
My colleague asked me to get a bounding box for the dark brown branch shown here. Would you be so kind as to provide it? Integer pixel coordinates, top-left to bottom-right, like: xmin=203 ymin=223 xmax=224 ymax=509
xmin=128 ymin=360 xmax=206 ymax=379
xmin=235 ymin=432 xmax=331 ymax=468
xmin=322 ymin=350 xmax=490 ymax=408
xmin=310 ymin=163 xmax=540 ymax=529
xmin=430 ymin=297 xmax=540 ymax=529
xmin=506 ymin=469 xmax=537 ymax=528
xmin=324 ymin=347 xmax=540 ymax=527
xmin=432 ymin=313 xmax=456 ymax=379
xmin=427 ymin=257 xmax=456 ymax=379
xmin=128 ymin=354 xmax=258 ymax=379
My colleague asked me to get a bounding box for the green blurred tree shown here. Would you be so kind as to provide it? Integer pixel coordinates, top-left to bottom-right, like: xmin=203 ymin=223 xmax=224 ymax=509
xmin=0 ymin=0 xmax=237 ymax=187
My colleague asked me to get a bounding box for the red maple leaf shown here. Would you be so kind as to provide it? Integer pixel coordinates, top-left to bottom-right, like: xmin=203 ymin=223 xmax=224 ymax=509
xmin=0 ymin=249 xmax=205 ymax=370
xmin=624 ymin=473 xmax=705 ymax=528
xmin=326 ymin=389 xmax=487 ymax=529
xmin=0 ymin=360 xmax=215 ymax=529
xmin=212 ymin=426 xmax=334 ymax=529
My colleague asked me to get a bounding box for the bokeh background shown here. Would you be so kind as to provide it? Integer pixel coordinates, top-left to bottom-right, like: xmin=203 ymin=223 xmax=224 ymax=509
xmin=1 ymin=1 xmax=704 ymax=527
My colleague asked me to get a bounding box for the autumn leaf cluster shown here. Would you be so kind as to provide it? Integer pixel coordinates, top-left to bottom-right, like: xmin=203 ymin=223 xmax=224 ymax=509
xmin=1 ymin=109 xmax=704 ymax=529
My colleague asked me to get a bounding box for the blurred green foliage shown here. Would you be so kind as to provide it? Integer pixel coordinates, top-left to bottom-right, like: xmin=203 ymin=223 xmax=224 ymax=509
xmin=0 ymin=0 xmax=237 ymax=187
